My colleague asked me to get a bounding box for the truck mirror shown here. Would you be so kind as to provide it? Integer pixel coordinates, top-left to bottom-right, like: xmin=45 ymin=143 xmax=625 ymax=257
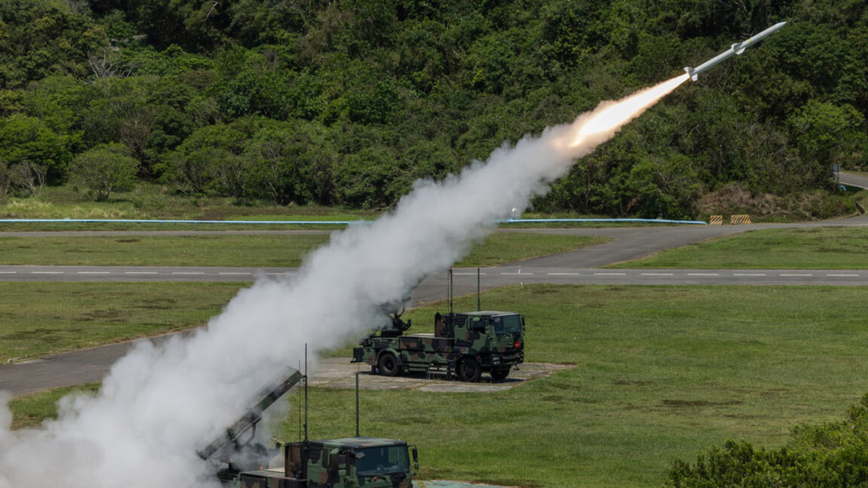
xmin=411 ymin=446 xmax=419 ymax=472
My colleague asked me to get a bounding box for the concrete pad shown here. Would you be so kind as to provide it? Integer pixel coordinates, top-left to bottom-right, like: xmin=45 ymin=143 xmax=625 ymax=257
xmin=309 ymin=358 xmax=574 ymax=392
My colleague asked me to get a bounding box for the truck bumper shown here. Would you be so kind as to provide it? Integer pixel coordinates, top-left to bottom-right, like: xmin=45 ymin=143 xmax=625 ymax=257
xmin=487 ymin=352 xmax=523 ymax=368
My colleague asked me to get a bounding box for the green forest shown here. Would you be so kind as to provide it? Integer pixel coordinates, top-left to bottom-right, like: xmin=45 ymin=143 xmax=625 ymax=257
xmin=0 ymin=0 xmax=865 ymax=219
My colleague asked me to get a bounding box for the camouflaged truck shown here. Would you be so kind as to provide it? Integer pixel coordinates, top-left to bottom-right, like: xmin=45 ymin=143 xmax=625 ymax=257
xmin=234 ymin=437 xmax=418 ymax=488
xmin=352 ymin=310 xmax=525 ymax=381
xmin=199 ymin=367 xmax=419 ymax=488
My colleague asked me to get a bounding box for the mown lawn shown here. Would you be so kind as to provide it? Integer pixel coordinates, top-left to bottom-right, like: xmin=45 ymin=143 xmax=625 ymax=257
xmin=299 ymin=285 xmax=868 ymax=487
xmin=0 ymin=282 xmax=244 ymax=362
xmin=612 ymin=227 xmax=868 ymax=268
xmin=0 ymin=233 xmax=605 ymax=267
xmin=11 ymin=285 xmax=868 ymax=487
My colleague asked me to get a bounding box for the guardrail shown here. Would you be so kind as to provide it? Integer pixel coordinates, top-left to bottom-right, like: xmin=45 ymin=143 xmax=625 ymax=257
xmin=0 ymin=218 xmax=708 ymax=226
xmin=499 ymin=218 xmax=707 ymax=225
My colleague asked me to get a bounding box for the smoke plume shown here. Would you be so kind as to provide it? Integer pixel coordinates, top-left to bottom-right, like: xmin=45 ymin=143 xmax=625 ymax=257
xmin=0 ymin=76 xmax=686 ymax=488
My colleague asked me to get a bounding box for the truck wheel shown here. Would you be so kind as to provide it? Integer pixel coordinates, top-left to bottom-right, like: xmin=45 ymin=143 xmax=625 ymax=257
xmin=490 ymin=368 xmax=510 ymax=381
xmin=459 ymin=358 xmax=482 ymax=382
xmin=378 ymin=353 xmax=400 ymax=377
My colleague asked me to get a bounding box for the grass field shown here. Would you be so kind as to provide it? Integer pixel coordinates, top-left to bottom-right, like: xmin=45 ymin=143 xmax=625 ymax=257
xmin=7 ymin=383 xmax=101 ymax=429
xmin=300 ymin=286 xmax=868 ymax=487
xmin=0 ymin=183 xmax=696 ymax=231
xmin=11 ymin=285 xmax=868 ymax=487
xmin=612 ymin=227 xmax=868 ymax=269
xmin=0 ymin=233 xmax=605 ymax=268
xmin=0 ymin=282 xmax=244 ymax=362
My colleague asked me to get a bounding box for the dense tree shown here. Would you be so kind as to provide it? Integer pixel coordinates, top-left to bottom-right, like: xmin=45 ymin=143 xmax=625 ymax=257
xmin=0 ymin=114 xmax=72 ymax=183
xmin=244 ymin=120 xmax=338 ymax=205
xmin=0 ymin=0 xmax=864 ymax=217
xmin=68 ymin=143 xmax=139 ymax=200
xmin=670 ymin=393 xmax=868 ymax=487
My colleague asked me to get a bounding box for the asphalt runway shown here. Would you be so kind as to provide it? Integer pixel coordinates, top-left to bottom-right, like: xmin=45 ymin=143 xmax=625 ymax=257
xmin=2 ymin=175 xmax=868 ymax=395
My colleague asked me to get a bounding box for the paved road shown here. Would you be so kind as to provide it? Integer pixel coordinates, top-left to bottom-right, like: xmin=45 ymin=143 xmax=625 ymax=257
xmin=841 ymin=171 xmax=868 ymax=190
xmin=3 ymin=200 xmax=868 ymax=395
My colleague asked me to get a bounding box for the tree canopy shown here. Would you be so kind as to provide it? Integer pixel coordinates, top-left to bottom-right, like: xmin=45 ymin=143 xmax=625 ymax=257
xmin=0 ymin=0 xmax=865 ymax=214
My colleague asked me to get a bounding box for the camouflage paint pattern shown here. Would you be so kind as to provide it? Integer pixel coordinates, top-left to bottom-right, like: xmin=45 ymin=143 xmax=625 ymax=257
xmin=352 ymin=311 xmax=525 ymax=381
xmin=236 ymin=437 xmax=415 ymax=488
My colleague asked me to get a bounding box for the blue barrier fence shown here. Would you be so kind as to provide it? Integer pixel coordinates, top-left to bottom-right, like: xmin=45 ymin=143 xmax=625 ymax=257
xmin=0 ymin=218 xmax=707 ymax=226
xmin=500 ymin=218 xmax=707 ymax=225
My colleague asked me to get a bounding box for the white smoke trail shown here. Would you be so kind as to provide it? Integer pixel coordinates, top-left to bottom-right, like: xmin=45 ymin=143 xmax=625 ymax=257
xmin=0 ymin=76 xmax=686 ymax=488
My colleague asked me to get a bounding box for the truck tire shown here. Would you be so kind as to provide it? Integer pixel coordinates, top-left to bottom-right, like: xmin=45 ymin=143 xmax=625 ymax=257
xmin=490 ymin=368 xmax=510 ymax=381
xmin=378 ymin=353 xmax=401 ymax=377
xmin=459 ymin=357 xmax=482 ymax=382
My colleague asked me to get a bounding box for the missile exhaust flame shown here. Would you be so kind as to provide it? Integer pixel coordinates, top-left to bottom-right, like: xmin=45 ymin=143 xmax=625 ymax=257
xmin=0 ymin=73 xmax=687 ymax=488
xmin=568 ymin=74 xmax=690 ymax=147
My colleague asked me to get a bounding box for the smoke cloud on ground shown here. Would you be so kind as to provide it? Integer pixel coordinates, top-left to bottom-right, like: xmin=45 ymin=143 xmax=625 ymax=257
xmin=0 ymin=76 xmax=686 ymax=488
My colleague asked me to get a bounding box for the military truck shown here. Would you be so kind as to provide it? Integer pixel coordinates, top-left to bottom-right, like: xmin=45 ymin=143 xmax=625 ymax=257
xmin=199 ymin=367 xmax=419 ymax=488
xmin=352 ymin=310 xmax=525 ymax=382
xmin=236 ymin=437 xmax=417 ymax=488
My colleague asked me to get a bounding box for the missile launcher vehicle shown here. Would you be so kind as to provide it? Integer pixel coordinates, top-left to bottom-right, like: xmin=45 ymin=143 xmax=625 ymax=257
xmin=198 ymin=367 xmax=418 ymax=488
xmin=352 ymin=310 xmax=525 ymax=382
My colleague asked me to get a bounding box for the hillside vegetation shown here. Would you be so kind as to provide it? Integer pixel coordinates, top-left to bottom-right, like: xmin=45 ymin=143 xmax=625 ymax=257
xmin=0 ymin=0 xmax=865 ymax=219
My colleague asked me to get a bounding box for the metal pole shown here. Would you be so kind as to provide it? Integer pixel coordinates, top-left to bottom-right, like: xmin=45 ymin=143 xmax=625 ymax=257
xmin=304 ymin=344 xmax=308 ymax=443
xmin=298 ymin=360 xmax=302 ymax=442
xmin=355 ymin=372 xmax=360 ymax=437
xmin=477 ymin=267 xmax=481 ymax=311
xmin=449 ymin=268 xmax=453 ymax=315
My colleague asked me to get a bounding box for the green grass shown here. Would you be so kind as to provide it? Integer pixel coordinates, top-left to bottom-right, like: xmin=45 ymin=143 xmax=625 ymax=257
xmin=9 ymin=285 xmax=868 ymax=487
xmin=0 ymin=184 xmax=380 ymax=222
xmin=0 ymin=234 xmax=330 ymax=267
xmin=612 ymin=227 xmax=868 ymax=269
xmin=8 ymin=383 xmax=101 ymax=429
xmin=456 ymin=233 xmax=606 ymax=267
xmin=0 ymin=233 xmax=605 ymax=267
xmin=0 ymin=183 xmax=686 ymax=231
xmin=0 ymin=282 xmax=243 ymax=362
xmin=298 ymin=286 xmax=868 ymax=487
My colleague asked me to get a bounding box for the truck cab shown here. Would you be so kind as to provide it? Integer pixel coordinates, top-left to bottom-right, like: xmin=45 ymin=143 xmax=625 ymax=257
xmin=236 ymin=437 xmax=418 ymax=488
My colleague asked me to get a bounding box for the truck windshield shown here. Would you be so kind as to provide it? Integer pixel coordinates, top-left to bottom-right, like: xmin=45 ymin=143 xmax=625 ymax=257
xmin=355 ymin=446 xmax=409 ymax=477
xmin=492 ymin=315 xmax=522 ymax=334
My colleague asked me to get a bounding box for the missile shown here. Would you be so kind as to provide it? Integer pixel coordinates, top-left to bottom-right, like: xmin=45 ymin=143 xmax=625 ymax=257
xmin=684 ymin=21 xmax=786 ymax=81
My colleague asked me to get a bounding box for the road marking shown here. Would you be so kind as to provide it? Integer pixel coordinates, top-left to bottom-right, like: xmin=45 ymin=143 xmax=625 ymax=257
xmin=687 ymin=273 xmax=720 ymax=276
xmin=641 ymin=273 xmax=673 ymax=276
xmin=734 ymin=273 xmax=765 ymax=276
xmin=31 ymin=271 xmax=64 ymax=274
xmin=501 ymin=272 xmax=533 ymax=275
xmin=780 ymin=273 xmax=812 ymax=277
xmin=0 ymin=271 xmax=17 ymax=274
xmin=219 ymin=272 xmax=253 ymax=276
xmin=547 ymin=272 xmax=580 ymax=276
xmin=826 ymin=273 xmax=859 ymax=277
xmin=77 ymin=271 xmax=111 ymax=274
xmin=594 ymin=272 xmax=626 ymax=276
xmin=125 ymin=271 xmax=158 ymax=275
xmin=454 ymin=272 xmax=486 ymax=275
xmin=172 ymin=272 xmax=204 ymax=275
